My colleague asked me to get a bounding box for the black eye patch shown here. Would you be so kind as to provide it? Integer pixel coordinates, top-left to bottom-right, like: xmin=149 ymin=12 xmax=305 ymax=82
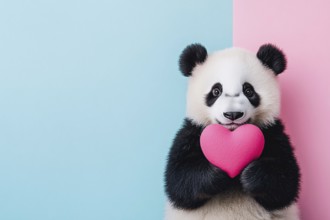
xmin=205 ymin=83 xmax=222 ymax=107
xmin=243 ymin=82 xmax=260 ymax=107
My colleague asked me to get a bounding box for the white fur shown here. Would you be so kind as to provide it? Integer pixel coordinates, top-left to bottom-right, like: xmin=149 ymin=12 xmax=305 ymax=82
xmin=165 ymin=47 xmax=300 ymax=219
xmin=186 ymin=47 xmax=280 ymax=128
xmin=165 ymin=197 xmax=299 ymax=220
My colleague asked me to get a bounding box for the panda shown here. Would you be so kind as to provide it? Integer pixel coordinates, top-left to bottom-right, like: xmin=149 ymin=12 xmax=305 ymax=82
xmin=164 ymin=44 xmax=301 ymax=220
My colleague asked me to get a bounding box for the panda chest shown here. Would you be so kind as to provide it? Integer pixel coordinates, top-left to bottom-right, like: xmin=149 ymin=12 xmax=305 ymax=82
xmin=194 ymin=192 xmax=271 ymax=220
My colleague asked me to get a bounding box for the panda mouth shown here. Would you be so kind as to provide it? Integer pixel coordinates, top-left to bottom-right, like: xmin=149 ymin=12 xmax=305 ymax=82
xmin=216 ymin=119 xmax=250 ymax=130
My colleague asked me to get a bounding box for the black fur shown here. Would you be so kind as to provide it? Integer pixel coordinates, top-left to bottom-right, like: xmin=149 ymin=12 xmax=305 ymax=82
xmin=165 ymin=118 xmax=232 ymax=209
xmin=243 ymin=82 xmax=260 ymax=107
xmin=205 ymin=83 xmax=222 ymax=107
xmin=240 ymin=120 xmax=300 ymax=210
xmin=165 ymin=118 xmax=300 ymax=211
xmin=257 ymin=44 xmax=287 ymax=75
xmin=179 ymin=44 xmax=208 ymax=77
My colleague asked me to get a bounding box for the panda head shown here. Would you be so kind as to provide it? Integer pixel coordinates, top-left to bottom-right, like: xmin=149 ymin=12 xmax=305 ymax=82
xmin=179 ymin=43 xmax=286 ymax=130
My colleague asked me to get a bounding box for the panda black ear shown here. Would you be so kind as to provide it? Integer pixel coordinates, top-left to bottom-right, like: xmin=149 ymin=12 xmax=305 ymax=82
xmin=179 ymin=43 xmax=207 ymax=77
xmin=257 ymin=44 xmax=287 ymax=75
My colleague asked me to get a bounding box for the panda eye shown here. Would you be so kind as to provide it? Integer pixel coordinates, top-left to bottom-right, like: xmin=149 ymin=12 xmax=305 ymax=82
xmin=244 ymin=87 xmax=254 ymax=97
xmin=212 ymin=88 xmax=221 ymax=96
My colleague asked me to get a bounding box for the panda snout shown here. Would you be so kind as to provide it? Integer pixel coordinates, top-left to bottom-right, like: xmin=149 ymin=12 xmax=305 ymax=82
xmin=223 ymin=112 xmax=244 ymax=121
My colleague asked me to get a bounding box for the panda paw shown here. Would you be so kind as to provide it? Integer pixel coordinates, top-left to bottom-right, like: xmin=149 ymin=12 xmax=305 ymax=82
xmin=240 ymin=160 xmax=269 ymax=196
xmin=240 ymin=158 xmax=300 ymax=211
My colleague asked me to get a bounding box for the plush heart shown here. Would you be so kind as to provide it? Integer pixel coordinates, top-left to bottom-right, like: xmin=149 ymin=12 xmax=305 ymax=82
xmin=200 ymin=124 xmax=264 ymax=178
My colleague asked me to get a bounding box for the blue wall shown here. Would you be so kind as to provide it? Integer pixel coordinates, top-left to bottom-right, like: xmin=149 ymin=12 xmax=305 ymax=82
xmin=0 ymin=1 xmax=232 ymax=219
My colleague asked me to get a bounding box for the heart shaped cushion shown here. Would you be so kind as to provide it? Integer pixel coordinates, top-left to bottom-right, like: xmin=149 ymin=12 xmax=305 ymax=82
xmin=200 ymin=124 xmax=264 ymax=178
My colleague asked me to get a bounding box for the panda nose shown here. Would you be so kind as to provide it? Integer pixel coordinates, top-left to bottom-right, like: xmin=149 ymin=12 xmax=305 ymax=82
xmin=223 ymin=112 xmax=244 ymax=121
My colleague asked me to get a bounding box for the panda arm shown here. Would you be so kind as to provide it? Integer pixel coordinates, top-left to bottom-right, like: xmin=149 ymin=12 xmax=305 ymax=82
xmin=240 ymin=120 xmax=300 ymax=211
xmin=165 ymin=118 xmax=232 ymax=210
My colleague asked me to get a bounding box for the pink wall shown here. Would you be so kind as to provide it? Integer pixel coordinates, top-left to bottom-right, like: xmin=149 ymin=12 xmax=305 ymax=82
xmin=234 ymin=1 xmax=330 ymax=219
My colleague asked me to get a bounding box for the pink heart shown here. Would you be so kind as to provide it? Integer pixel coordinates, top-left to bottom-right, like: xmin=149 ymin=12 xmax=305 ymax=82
xmin=200 ymin=124 xmax=264 ymax=178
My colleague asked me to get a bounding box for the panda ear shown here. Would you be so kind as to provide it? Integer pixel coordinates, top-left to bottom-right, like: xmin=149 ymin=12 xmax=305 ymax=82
xmin=257 ymin=44 xmax=287 ymax=75
xmin=179 ymin=43 xmax=208 ymax=77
